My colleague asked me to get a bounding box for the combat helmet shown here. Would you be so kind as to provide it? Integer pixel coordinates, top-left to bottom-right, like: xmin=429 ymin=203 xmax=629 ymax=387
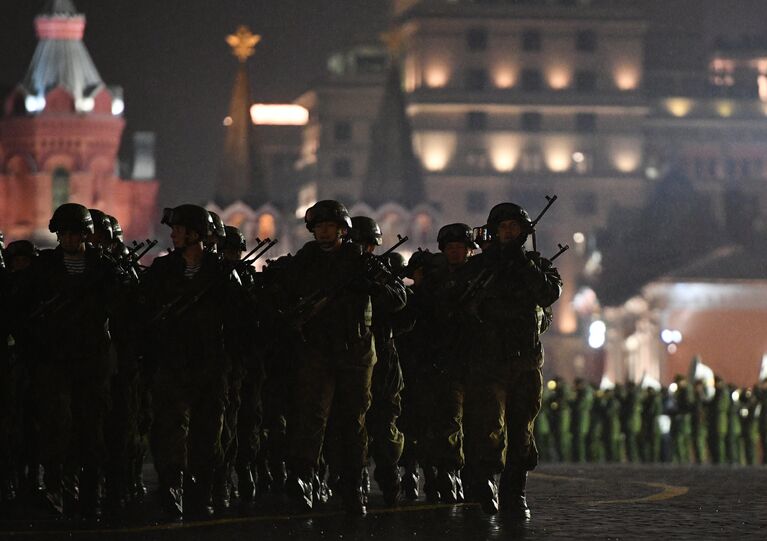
xmin=88 ymin=208 xmax=114 ymax=241
xmin=304 ymin=200 xmax=352 ymax=232
xmin=350 ymin=216 xmax=383 ymax=246
xmin=437 ymin=223 xmax=478 ymax=251
xmin=49 ymin=203 xmax=94 ymax=234
xmin=223 ymin=225 xmax=247 ymax=252
xmin=486 ymin=202 xmax=532 ymax=237
xmin=161 ymin=204 xmax=214 ymax=238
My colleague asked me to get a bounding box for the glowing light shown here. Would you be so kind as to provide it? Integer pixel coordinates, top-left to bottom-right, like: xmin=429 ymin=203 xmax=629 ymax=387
xmin=488 ymin=135 xmax=521 ymax=172
xmin=76 ymin=96 xmax=95 ymax=113
xmin=547 ymin=67 xmax=571 ymax=90
xmin=223 ymin=116 xmax=233 ymax=126
xmin=759 ymin=75 xmax=767 ymax=102
xmin=544 ymin=138 xmax=575 ymax=173
xmin=588 ymin=320 xmax=606 ymax=349
xmin=111 ymin=98 xmax=124 ymax=116
xmin=661 ymin=329 xmax=683 ymax=344
xmin=547 ymin=380 xmax=557 ymax=391
xmin=250 ymin=104 xmax=309 ymax=125
xmin=610 ymin=138 xmax=641 ymax=173
xmin=414 ymin=132 xmax=456 ymax=172
xmin=625 ymin=335 xmax=640 ymax=351
xmin=732 ymin=390 xmax=740 ymax=402
xmin=24 ymin=95 xmax=46 ymax=113
xmin=667 ymin=344 xmax=678 ymax=354
xmin=573 ymin=232 xmax=585 ymax=244
xmin=614 ymin=67 xmax=639 ymax=90
xmin=669 ymin=383 xmax=678 ymax=393
xmin=572 ymin=152 xmax=585 ymax=164
xmin=493 ymin=68 xmax=516 ymax=89
xmin=666 ymin=98 xmax=693 ymax=117
xmin=425 ymin=65 xmax=449 ymax=88
xmin=716 ymin=100 xmax=734 ymax=118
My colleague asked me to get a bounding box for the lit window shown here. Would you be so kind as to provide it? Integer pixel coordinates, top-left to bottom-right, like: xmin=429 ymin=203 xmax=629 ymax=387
xmin=257 ymin=213 xmax=276 ymax=239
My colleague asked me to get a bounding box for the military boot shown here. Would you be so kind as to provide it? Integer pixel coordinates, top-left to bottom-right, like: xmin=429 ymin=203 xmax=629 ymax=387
xmin=473 ymin=474 xmax=499 ymax=515
xmin=79 ymin=465 xmax=103 ymax=519
xmin=185 ymin=471 xmax=215 ymax=518
xmin=256 ymin=458 xmax=272 ymax=497
xmin=374 ymin=463 xmax=401 ymax=507
xmin=236 ymin=463 xmax=256 ymax=502
xmin=401 ymin=463 xmax=420 ymax=501
xmin=361 ymin=466 xmax=371 ymax=503
xmin=212 ymin=466 xmax=231 ymax=511
xmin=157 ymin=470 xmax=183 ymax=518
xmin=339 ymin=469 xmax=367 ymax=517
xmin=436 ymin=467 xmax=460 ymax=503
xmin=423 ymin=465 xmax=439 ymax=503
xmin=500 ymin=468 xmax=531 ymax=520
xmin=41 ymin=464 xmax=64 ymax=516
xmin=271 ymin=461 xmax=287 ymax=494
xmin=286 ymin=465 xmax=314 ymax=512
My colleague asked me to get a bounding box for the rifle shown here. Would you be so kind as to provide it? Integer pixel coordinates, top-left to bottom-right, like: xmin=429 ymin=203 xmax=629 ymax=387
xmin=457 ymin=196 xmax=559 ymax=316
xmin=149 ymin=238 xmax=277 ymax=324
xmin=549 ymin=243 xmax=569 ymax=262
xmin=281 ymin=235 xmax=408 ymax=335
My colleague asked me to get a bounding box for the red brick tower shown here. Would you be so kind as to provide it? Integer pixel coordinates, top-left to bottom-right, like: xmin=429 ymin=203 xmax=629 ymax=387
xmin=0 ymin=0 xmax=158 ymax=243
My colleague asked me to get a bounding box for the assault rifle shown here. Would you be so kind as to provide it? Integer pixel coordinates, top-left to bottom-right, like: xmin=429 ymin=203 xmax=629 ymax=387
xmin=150 ymin=237 xmax=278 ymax=324
xmin=457 ymin=195 xmax=559 ymax=314
xmin=281 ymin=234 xmax=409 ymax=336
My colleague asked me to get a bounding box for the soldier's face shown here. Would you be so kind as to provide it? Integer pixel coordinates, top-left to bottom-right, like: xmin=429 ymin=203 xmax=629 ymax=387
xmin=497 ymin=219 xmax=523 ymax=244
xmin=11 ymin=256 xmax=32 ymax=272
xmin=57 ymin=230 xmax=86 ymax=254
xmin=443 ymin=241 xmax=470 ymax=266
xmin=313 ymin=221 xmax=344 ymax=251
xmin=171 ymin=225 xmax=200 ymax=249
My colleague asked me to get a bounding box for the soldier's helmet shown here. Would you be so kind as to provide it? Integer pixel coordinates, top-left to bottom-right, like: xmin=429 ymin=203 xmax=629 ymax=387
xmin=208 ymin=211 xmax=226 ymax=239
xmin=161 ymin=204 xmax=214 ymax=238
xmin=49 ymin=203 xmax=94 ymax=234
xmin=107 ymin=215 xmax=124 ymax=243
xmin=223 ymin=225 xmax=247 ymax=251
xmin=4 ymin=240 xmax=38 ymax=260
xmin=437 ymin=223 xmax=478 ymax=251
xmin=385 ymin=252 xmax=406 ymax=275
xmin=88 ymin=209 xmax=114 ymax=241
xmin=403 ymin=249 xmax=431 ymax=278
xmin=486 ymin=202 xmax=532 ymax=237
xmin=304 ymin=200 xmax=352 ymax=232
xmin=350 ymin=216 xmax=383 ymax=246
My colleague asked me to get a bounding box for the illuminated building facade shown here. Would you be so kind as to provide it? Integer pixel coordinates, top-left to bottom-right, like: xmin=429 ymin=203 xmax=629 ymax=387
xmin=0 ymin=0 xmax=159 ymax=243
xmin=293 ymin=0 xmax=767 ymax=383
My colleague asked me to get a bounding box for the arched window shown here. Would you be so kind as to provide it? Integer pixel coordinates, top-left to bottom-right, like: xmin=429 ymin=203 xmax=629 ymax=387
xmin=257 ymin=213 xmax=276 ymax=240
xmin=52 ymin=167 xmax=70 ymax=209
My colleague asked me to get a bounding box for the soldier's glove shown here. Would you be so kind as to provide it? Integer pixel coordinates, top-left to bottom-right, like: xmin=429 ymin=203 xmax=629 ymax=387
xmin=365 ymin=255 xmax=392 ymax=289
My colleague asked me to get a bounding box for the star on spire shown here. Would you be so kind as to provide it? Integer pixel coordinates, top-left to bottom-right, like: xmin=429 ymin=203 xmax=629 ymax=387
xmin=226 ymin=25 xmax=261 ymax=63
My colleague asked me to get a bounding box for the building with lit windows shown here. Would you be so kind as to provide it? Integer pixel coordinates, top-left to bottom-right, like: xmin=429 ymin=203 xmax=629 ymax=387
xmin=290 ymin=0 xmax=767 ymax=383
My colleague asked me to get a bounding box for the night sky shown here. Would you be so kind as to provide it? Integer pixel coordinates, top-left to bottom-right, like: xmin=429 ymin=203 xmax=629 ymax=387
xmin=2 ymin=0 xmax=767 ymax=207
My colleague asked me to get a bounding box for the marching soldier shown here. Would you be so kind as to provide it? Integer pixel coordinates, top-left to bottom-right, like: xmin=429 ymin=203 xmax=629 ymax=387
xmin=460 ymin=204 xmax=562 ymax=517
xmin=270 ymin=200 xmax=405 ymax=516
xmin=349 ymin=216 xmax=406 ymax=506
xmin=141 ymin=205 xmax=241 ymax=518
xmin=31 ymin=204 xmax=124 ymax=517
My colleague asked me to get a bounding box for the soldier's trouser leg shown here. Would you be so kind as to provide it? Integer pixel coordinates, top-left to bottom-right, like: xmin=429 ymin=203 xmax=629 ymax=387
xmin=368 ymin=359 xmax=405 ymax=489
xmin=429 ymin=376 xmax=465 ymax=471
xmin=150 ymin=369 xmax=190 ymax=487
xmin=463 ymin=373 xmax=506 ymax=476
xmin=503 ymin=369 xmax=543 ymax=472
xmin=236 ymin=366 xmax=264 ymax=499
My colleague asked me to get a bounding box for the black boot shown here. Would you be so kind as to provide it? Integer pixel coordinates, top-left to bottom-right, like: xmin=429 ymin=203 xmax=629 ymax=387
xmin=500 ymin=468 xmax=531 ymax=520
xmin=79 ymin=466 xmax=103 ymax=520
xmin=236 ymin=464 xmax=256 ymax=502
xmin=423 ymin=465 xmax=439 ymax=503
xmin=286 ymin=466 xmax=314 ymax=513
xmin=436 ymin=468 xmax=459 ymax=503
xmin=340 ymin=469 xmax=367 ymax=517
xmin=473 ymin=475 xmax=499 ymax=515
xmin=374 ymin=463 xmax=401 ymax=507
xmin=185 ymin=471 xmax=215 ymax=518
xmin=401 ymin=464 xmax=420 ymax=501
xmin=212 ymin=467 xmax=231 ymax=511
xmin=361 ymin=466 xmax=371 ymax=503
xmin=158 ymin=471 xmax=183 ymax=518
xmin=41 ymin=464 xmax=64 ymax=516
xmin=256 ymin=459 xmax=272 ymax=497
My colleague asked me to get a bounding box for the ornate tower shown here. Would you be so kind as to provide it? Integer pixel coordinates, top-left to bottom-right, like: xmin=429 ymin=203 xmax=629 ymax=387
xmin=0 ymin=0 xmax=158 ymax=242
xmin=215 ymin=25 xmax=267 ymax=208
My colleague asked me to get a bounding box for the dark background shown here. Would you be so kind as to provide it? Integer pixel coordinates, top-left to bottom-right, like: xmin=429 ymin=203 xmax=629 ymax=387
xmin=2 ymin=0 xmax=767 ymax=206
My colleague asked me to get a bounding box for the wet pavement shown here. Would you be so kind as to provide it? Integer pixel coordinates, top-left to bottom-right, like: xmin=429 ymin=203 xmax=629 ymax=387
xmin=1 ymin=463 xmax=766 ymax=540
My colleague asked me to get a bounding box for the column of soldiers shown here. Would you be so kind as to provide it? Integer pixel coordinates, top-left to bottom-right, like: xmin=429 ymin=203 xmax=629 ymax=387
xmin=535 ymin=373 xmax=767 ymax=466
